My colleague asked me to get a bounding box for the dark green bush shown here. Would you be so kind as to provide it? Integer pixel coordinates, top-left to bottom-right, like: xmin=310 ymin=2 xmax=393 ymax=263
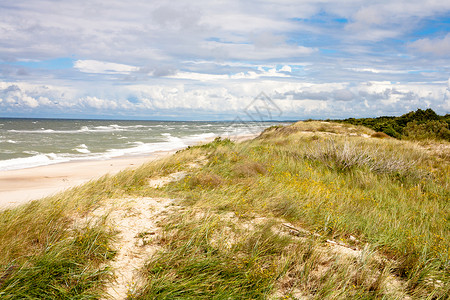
xmin=403 ymin=120 xmax=450 ymax=141
xmin=335 ymin=109 xmax=449 ymax=141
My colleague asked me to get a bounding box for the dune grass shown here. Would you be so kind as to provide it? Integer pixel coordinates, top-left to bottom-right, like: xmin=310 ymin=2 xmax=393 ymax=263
xmin=0 ymin=175 xmax=118 ymax=297
xmin=131 ymin=208 xmax=414 ymax=299
xmin=0 ymin=121 xmax=448 ymax=299
xmin=131 ymin=123 xmax=449 ymax=299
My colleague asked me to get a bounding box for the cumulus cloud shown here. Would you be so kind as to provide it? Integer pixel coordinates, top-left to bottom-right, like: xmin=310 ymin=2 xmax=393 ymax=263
xmin=0 ymin=79 xmax=449 ymax=119
xmin=0 ymin=84 xmax=48 ymax=108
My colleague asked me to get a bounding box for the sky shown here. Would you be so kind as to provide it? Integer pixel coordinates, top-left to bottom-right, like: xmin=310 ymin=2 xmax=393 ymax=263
xmin=0 ymin=0 xmax=449 ymax=121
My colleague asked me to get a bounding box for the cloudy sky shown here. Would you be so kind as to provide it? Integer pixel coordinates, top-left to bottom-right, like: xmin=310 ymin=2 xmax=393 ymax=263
xmin=0 ymin=0 xmax=449 ymax=120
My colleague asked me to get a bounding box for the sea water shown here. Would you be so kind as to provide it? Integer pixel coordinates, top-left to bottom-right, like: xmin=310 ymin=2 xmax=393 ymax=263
xmin=0 ymin=119 xmax=287 ymax=171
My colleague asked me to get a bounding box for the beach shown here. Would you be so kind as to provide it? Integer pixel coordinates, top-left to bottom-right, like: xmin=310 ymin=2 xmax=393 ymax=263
xmin=0 ymin=133 xmax=259 ymax=210
xmin=0 ymin=152 xmax=172 ymax=209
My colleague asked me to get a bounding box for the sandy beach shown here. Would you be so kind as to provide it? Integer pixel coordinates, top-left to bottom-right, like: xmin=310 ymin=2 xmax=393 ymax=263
xmin=0 ymin=151 xmax=175 ymax=210
xmin=0 ymin=133 xmax=258 ymax=210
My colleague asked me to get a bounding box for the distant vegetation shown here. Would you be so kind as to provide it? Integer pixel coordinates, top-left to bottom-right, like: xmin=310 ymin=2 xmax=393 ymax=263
xmin=332 ymin=109 xmax=450 ymax=141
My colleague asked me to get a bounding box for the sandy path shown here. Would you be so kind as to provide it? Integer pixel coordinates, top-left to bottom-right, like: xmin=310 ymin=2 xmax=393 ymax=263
xmin=93 ymin=171 xmax=189 ymax=299
xmin=90 ymin=196 xmax=181 ymax=299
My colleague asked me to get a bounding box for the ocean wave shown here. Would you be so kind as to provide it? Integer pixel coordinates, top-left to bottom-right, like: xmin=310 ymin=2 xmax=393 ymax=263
xmin=0 ymin=128 xmax=269 ymax=171
xmin=0 ymin=150 xmax=15 ymax=154
xmin=73 ymin=144 xmax=91 ymax=154
xmin=23 ymin=150 xmax=40 ymax=155
xmin=0 ymin=153 xmax=71 ymax=171
xmin=8 ymin=124 xmax=152 ymax=134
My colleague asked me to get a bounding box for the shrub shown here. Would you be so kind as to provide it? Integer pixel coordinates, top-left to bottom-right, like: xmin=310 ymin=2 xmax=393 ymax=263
xmin=371 ymin=132 xmax=391 ymax=139
xmin=403 ymin=120 xmax=450 ymax=141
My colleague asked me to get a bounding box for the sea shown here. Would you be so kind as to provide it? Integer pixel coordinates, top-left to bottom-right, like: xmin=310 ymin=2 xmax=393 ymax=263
xmin=0 ymin=119 xmax=288 ymax=171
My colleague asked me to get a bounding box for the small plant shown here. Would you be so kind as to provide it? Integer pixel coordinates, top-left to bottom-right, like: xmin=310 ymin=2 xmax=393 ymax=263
xmin=200 ymin=137 xmax=234 ymax=149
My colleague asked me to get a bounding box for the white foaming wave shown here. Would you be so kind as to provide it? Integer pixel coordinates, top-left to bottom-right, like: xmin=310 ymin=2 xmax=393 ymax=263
xmin=23 ymin=150 xmax=40 ymax=155
xmin=93 ymin=124 xmax=152 ymax=131
xmin=8 ymin=128 xmax=78 ymax=134
xmin=0 ymin=153 xmax=71 ymax=171
xmin=181 ymin=132 xmax=216 ymax=143
xmin=7 ymin=124 xmax=149 ymax=134
xmin=102 ymin=132 xmax=215 ymax=159
xmin=73 ymin=144 xmax=91 ymax=154
xmin=0 ymin=139 xmax=18 ymax=144
xmin=92 ymin=125 xmax=123 ymax=131
xmin=0 ymin=150 xmax=108 ymax=171
xmin=219 ymin=125 xmax=265 ymax=138
xmin=116 ymin=124 xmax=151 ymax=129
xmin=104 ymin=137 xmax=186 ymax=158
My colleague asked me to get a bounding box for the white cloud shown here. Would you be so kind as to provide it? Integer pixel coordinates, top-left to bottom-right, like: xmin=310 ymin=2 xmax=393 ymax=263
xmin=78 ymin=96 xmax=119 ymax=110
xmin=169 ymin=67 xmax=291 ymax=81
xmin=280 ymin=65 xmax=292 ymax=73
xmin=74 ymin=60 xmax=139 ymax=74
xmin=348 ymin=68 xmax=408 ymax=74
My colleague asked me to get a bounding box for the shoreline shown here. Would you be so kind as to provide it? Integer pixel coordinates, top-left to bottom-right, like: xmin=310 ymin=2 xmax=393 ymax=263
xmin=0 ymin=133 xmax=258 ymax=210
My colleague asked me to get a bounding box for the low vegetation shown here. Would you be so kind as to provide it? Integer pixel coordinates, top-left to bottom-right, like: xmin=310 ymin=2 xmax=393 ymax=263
xmin=1 ymin=119 xmax=449 ymax=299
xmin=334 ymin=108 xmax=450 ymax=141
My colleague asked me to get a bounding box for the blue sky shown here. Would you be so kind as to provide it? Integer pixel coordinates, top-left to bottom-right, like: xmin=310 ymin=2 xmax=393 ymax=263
xmin=0 ymin=0 xmax=449 ymax=120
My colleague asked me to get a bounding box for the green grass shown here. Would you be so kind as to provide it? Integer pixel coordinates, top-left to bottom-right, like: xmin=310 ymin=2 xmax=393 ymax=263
xmin=133 ymin=213 xmax=286 ymax=299
xmin=0 ymin=181 xmax=118 ymax=298
xmin=0 ymin=219 xmax=115 ymax=299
